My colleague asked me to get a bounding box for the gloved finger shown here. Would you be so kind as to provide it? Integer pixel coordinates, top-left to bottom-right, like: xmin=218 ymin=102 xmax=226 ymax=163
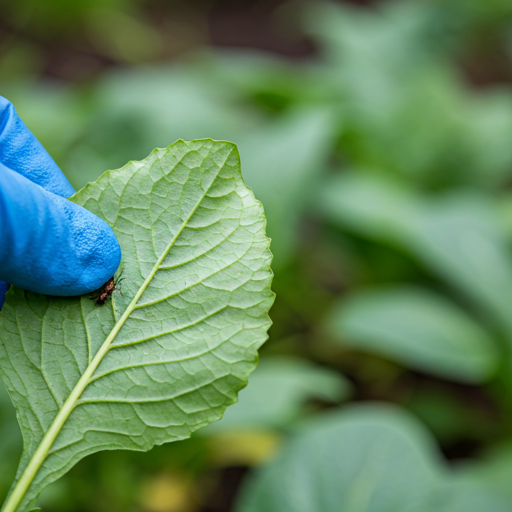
xmin=0 ymin=95 xmax=75 ymax=198
xmin=0 ymin=164 xmax=121 ymax=296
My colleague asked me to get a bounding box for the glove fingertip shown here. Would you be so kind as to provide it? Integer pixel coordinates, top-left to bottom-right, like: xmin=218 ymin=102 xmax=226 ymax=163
xmin=0 ymin=169 xmax=121 ymax=298
xmin=57 ymin=204 xmax=122 ymax=296
xmin=77 ymin=227 xmax=122 ymax=295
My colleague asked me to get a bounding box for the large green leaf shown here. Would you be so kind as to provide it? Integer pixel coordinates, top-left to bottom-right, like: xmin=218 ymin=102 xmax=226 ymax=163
xmin=235 ymin=404 xmax=511 ymax=512
xmin=328 ymin=285 xmax=498 ymax=383
xmin=235 ymin=404 xmax=446 ymax=512
xmin=317 ymin=173 xmax=512 ymax=335
xmin=439 ymin=480 xmax=511 ymax=512
xmin=456 ymin=443 xmax=512 ymax=503
xmin=0 ymin=139 xmax=274 ymax=512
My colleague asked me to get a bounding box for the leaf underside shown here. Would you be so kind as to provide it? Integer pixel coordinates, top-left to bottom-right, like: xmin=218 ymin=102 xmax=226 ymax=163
xmin=0 ymin=139 xmax=274 ymax=511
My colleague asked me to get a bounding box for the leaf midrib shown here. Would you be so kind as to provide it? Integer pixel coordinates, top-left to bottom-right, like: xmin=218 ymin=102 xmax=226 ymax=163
xmin=2 ymin=146 xmax=231 ymax=512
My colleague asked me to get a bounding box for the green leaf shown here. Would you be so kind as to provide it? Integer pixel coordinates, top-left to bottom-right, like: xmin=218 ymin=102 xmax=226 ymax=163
xmin=317 ymin=173 xmax=512 ymax=335
xmin=456 ymin=443 xmax=512 ymax=503
xmin=205 ymin=356 xmax=351 ymax=432
xmin=316 ymin=173 xmax=418 ymax=243
xmin=235 ymin=404 xmax=511 ymax=512
xmin=327 ymin=285 xmax=498 ymax=383
xmin=439 ymin=480 xmax=511 ymax=512
xmin=407 ymin=194 xmax=512 ymax=335
xmin=235 ymin=404 xmax=446 ymax=512
xmin=0 ymin=382 xmax=21 ymax=501
xmin=0 ymin=139 xmax=274 ymax=512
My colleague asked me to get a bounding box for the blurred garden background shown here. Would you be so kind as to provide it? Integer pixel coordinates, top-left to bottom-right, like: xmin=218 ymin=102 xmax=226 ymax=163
xmin=4 ymin=0 xmax=512 ymax=510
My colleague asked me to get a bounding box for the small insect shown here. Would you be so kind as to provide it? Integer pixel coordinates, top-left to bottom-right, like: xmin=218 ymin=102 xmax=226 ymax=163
xmin=91 ymin=272 xmax=124 ymax=305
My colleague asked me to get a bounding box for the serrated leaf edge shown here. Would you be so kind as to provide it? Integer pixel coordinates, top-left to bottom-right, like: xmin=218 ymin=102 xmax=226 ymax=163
xmin=2 ymin=140 xmax=273 ymax=512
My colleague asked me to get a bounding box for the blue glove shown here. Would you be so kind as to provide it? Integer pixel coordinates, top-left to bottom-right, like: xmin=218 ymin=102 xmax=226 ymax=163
xmin=0 ymin=96 xmax=121 ymax=308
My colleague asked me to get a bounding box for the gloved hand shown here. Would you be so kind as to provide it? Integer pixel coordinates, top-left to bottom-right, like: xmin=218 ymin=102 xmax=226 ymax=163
xmin=0 ymin=96 xmax=121 ymax=308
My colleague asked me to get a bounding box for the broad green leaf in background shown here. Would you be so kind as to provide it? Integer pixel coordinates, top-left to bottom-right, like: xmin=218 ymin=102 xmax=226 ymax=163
xmin=456 ymin=443 xmax=512 ymax=503
xmin=327 ymin=286 xmax=498 ymax=383
xmin=235 ymin=404 xmax=512 ymax=512
xmin=408 ymin=194 xmax=512 ymax=335
xmin=317 ymin=173 xmax=512 ymax=336
xmin=0 ymin=139 xmax=274 ymax=512
xmin=235 ymin=404 xmax=446 ymax=512
xmin=205 ymin=356 xmax=351 ymax=433
xmin=438 ymin=480 xmax=511 ymax=512
xmin=315 ymin=173 xmax=419 ymax=243
xmin=305 ymin=0 xmax=438 ymax=73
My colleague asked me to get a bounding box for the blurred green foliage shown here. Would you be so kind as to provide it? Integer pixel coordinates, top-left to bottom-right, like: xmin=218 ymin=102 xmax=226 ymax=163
xmin=4 ymin=0 xmax=512 ymax=510
xmin=235 ymin=404 xmax=512 ymax=512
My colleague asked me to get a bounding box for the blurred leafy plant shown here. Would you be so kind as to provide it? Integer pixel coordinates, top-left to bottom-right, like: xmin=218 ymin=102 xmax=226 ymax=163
xmin=235 ymin=405 xmax=512 ymax=512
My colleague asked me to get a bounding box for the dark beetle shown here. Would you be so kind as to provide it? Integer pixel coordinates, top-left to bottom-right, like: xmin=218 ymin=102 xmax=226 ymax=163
xmin=92 ymin=273 xmax=123 ymax=305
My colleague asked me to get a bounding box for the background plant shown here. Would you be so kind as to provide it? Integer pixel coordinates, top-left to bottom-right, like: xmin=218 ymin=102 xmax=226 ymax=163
xmin=3 ymin=0 xmax=512 ymax=510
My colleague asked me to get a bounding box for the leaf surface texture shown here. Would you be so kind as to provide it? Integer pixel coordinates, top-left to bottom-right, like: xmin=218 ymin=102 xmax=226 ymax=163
xmin=0 ymin=139 xmax=273 ymax=511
